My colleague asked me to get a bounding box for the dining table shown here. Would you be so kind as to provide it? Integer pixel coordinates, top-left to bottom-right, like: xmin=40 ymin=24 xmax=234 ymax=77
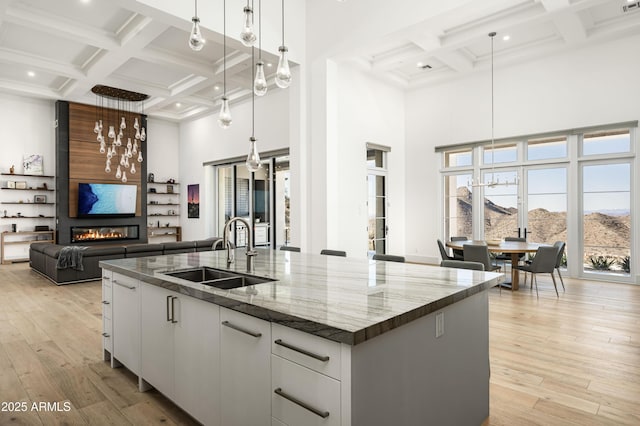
xmin=446 ymin=240 xmax=545 ymax=290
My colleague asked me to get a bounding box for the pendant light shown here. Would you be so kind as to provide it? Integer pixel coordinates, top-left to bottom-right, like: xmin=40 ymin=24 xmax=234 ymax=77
xmin=253 ymin=0 xmax=268 ymax=96
xmin=189 ymin=0 xmax=205 ymax=51
xmin=469 ymin=32 xmax=517 ymax=188
xmin=218 ymin=0 xmax=232 ymax=129
xmin=246 ymin=46 xmax=262 ymax=172
xmin=240 ymin=0 xmax=257 ymax=47
xmin=275 ymin=0 xmax=291 ymax=88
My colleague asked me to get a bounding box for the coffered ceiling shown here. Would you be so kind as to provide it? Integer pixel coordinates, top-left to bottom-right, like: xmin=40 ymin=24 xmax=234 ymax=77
xmin=0 ymin=0 xmax=639 ymax=121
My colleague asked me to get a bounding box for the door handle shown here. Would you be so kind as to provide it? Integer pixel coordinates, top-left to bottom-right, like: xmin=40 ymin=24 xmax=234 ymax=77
xmin=166 ymin=295 xmax=172 ymax=322
xmin=171 ymin=297 xmax=178 ymax=324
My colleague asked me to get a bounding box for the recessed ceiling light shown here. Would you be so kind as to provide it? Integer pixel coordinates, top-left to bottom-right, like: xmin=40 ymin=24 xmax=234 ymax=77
xmin=80 ymin=0 xmax=91 ymax=4
xmin=266 ymin=62 xmax=273 ymax=67
xmin=27 ymin=71 xmax=35 ymax=77
xmin=416 ymin=62 xmax=423 ymax=68
xmin=503 ymin=35 xmax=510 ymax=41
xmin=176 ymin=102 xmax=182 ymax=107
xmin=214 ymin=85 xmax=221 ymax=91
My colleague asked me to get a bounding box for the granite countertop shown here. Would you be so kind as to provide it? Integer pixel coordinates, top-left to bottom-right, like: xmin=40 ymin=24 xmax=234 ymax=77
xmin=100 ymin=249 xmax=503 ymax=345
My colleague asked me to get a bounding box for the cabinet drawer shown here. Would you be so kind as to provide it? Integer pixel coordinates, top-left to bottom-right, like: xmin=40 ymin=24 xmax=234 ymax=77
xmin=272 ymin=355 xmax=341 ymax=426
xmin=112 ymin=272 xmax=137 ymax=290
xmin=272 ymin=323 xmax=341 ymax=380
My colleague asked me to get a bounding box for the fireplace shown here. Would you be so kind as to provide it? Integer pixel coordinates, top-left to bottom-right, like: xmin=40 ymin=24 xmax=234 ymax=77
xmin=71 ymin=225 xmax=139 ymax=243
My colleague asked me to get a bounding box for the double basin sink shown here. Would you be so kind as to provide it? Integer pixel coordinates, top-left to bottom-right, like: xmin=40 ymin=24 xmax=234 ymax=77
xmin=162 ymin=266 xmax=274 ymax=290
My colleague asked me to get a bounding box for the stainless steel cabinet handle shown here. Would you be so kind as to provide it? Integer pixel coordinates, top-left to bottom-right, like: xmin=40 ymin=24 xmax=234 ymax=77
xmin=113 ymin=280 xmax=136 ymax=290
xmin=274 ymin=388 xmax=329 ymax=419
xmin=274 ymin=339 xmax=330 ymax=362
xmin=102 ymin=276 xmax=111 ymax=280
xmin=221 ymin=321 xmax=261 ymax=338
xmin=102 ymin=301 xmax=110 ymax=305
xmin=171 ymin=297 xmax=178 ymax=323
xmin=102 ymin=332 xmax=110 ymax=337
xmin=166 ymin=295 xmax=172 ymax=322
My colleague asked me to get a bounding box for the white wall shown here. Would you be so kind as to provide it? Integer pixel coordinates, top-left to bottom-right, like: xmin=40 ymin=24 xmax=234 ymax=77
xmin=0 ymin=94 xmax=55 ymax=237
xmin=405 ymin=35 xmax=640 ymax=267
xmin=331 ymin=63 xmax=406 ymax=258
xmin=178 ymin=88 xmax=290 ymax=241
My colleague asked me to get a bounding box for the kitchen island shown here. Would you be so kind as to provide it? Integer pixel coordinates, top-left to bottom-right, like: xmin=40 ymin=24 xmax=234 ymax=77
xmin=100 ymin=249 xmax=502 ymax=426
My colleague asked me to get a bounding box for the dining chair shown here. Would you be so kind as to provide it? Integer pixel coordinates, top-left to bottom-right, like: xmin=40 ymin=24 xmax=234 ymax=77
xmin=280 ymin=245 xmax=301 ymax=252
xmin=320 ymin=249 xmax=347 ymax=257
xmin=372 ymin=254 xmax=405 ymax=263
xmin=437 ymin=239 xmax=454 ymax=262
xmin=495 ymin=236 xmax=526 ymax=263
xmin=553 ymin=241 xmax=566 ymax=291
xmin=463 ymin=244 xmax=501 ymax=272
xmin=514 ymin=245 xmax=560 ymax=298
xmin=440 ymin=260 xmax=485 ymax=271
xmin=450 ymin=236 xmax=467 ymax=260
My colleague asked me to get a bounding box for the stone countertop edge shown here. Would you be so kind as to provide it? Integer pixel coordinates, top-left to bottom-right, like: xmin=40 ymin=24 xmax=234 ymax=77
xmin=100 ymin=259 xmax=502 ymax=346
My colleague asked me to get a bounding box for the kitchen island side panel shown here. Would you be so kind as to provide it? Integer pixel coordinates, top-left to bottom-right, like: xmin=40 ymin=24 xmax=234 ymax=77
xmin=349 ymin=291 xmax=490 ymax=426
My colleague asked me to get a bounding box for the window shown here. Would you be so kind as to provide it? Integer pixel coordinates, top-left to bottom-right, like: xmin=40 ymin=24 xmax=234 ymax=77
xmin=367 ymin=146 xmax=389 ymax=255
xmin=444 ymin=149 xmax=472 ymax=167
xmin=527 ymin=136 xmax=567 ymax=161
xmin=582 ymin=130 xmax=630 ymax=156
xmin=483 ymin=143 xmax=517 ymax=164
xmin=443 ymin=174 xmax=472 ymax=241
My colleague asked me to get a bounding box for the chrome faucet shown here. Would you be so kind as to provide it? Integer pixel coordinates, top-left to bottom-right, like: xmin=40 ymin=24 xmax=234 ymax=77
xmin=222 ymin=217 xmax=257 ymax=272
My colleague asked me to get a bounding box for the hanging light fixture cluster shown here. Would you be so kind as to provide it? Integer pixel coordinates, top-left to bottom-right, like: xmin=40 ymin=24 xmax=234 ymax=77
xmin=91 ymin=85 xmax=148 ymax=183
xmin=187 ymin=0 xmax=292 ymax=130
xmin=469 ymin=32 xmax=518 ymax=188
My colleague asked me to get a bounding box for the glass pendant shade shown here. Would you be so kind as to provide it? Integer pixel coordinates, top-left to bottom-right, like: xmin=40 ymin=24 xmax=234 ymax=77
xmin=135 ymin=128 xmax=141 ymax=140
xmin=121 ymin=171 xmax=127 ymax=183
xmin=275 ymin=46 xmax=292 ymax=88
xmin=137 ymin=151 xmax=143 ymax=162
xmin=240 ymin=6 xmax=257 ymax=47
xmin=98 ymin=119 xmax=103 ymax=131
xmin=130 ymin=163 xmax=136 ymax=174
xmin=115 ymin=165 xmax=122 ymax=179
xmin=99 ymin=141 xmax=106 ymax=154
xmin=246 ymin=137 xmax=261 ymax=172
xmin=93 ymin=121 xmax=99 ymax=133
xmin=133 ymin=140 xmax=138 ymax=154
xmin=254 ymin=61 xmax=268 ymax=96
xmin=107 ymin=125 xmax=116 ymax=139
xmin=189 ymin=17 xmax=205 ymax=51
xmin=120 ymin=117 xmax=126 ymax=129
xmin=134 ymin=117 xmax=139 ymax=130
xmin=218 ymin=97 xmax=232 ymax=129
xmin=140 ymin=127 xmax=146 ymax=141
xmin=105 ymin=159 xmax=111 ymax=173
xmin=97 ymin=132 xmax=103 ymax=143
xmin=127 ymin=138 xmax=132 ymax=150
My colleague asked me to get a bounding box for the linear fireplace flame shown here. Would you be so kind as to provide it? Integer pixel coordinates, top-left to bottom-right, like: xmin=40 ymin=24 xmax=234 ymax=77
xmin=71 ymin=225 xmax=139 ymax=243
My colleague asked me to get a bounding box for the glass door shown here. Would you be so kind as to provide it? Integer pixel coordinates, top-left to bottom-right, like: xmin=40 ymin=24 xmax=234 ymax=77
xmin=367 ymin=173 xmax=386 ymax=255
xmin=482 ymin=169 xmax=519 ymax=240
xmin=525 ymin=166 xmax=567 ymax=245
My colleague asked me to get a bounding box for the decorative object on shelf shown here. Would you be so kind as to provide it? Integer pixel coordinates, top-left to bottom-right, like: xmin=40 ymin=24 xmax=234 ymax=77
xmin=188 ymin=184 xmax=200 ymax=218
xmin=9 ymin=165 xmax=14 ymax=174
xmin=91 ymin=84 xmax=148 ymax=182
xmin=148 ymin=173 xmax=154 ymax=183
xmin=35 ymin=225 xmax=49 ymax=232
xmin=149 ymin=187 xmax=156 ymax=193
xmin=188 ymin=0 xmax=205 ymax=51
xmin=219 ymin=0 xmax=232 ymax=129
xmin=7 ymin=181 xmax=15 ymax=189
xmin=167 ymin=185 xmax=174 ymax=194
xmin=23 ymin=154 xmax=43 ymax=175
xmin=34 ymin=195 xmax=47 ymax=203
xmin=275 ymin=0 xmax=291 ymax=88
xmin=468 ymin=32 xmax=518 ymax=189
xmin=16 ymin=181 xmax=27 ymax=189
xmin=167 ymin=178 xmax=175 ymax=184
xmin=11 ymin=224 xmax=16 ymax=232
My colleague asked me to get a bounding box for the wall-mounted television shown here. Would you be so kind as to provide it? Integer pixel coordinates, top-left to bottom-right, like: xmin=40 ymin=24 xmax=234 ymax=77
xmin=78 ymin=183 xmax=137 ymax=218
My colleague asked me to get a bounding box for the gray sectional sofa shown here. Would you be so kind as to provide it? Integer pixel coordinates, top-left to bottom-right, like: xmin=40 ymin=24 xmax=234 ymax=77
xmin=29 ymin=237 xmax=225 ymax=285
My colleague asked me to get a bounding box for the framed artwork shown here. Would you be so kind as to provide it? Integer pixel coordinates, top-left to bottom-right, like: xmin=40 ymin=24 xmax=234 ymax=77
xmin=23 ymin=154 xmax=44 ymax=175
xmin=188 ymin=184 xmax=200 ymax=218
xmin=34 ymin=195 xmax=47 ymax=203
xmin=16 ymin=181 xmax=27 ymax=189
xmin=7 ymin=181 xmax=15 ymax=189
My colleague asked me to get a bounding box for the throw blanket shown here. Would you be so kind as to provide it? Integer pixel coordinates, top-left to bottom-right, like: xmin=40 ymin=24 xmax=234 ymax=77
xmin=56 ymin=246 xmax=88 ymax=271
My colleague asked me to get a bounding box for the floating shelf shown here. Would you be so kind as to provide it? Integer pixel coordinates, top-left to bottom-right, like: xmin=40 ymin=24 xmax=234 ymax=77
xmin=1 ymin=216 xmax=54 ymax=219
xmin=2 ymin=202 xmax=54 ymax=205
xmin=148 ymin=182 xmax=179 ymax=185
xmin=148 ymin=214 xmax=179 ymax=217
xmin=1 ymin=173 xmax=55 ymax=178
xmin=1 ymin=188 xmax=54 ymax=191
xmin=148 ymin=192 xmax=180 ymax=195
xmin=148 ymin=203 xmax=179 ymax=206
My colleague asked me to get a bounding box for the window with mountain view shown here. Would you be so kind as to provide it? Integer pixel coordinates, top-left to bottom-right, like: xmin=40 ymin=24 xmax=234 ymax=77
xmin=444 ymin=174 xmax=472 ymax=241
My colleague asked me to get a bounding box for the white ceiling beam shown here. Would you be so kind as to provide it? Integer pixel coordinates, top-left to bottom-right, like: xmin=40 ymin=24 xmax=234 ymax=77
xmin=4 ymin=3 xmax=120 ymax=50
xmin=552 ymin=13 xmax=587 ymax=44
xmin=371 ymin=43 xmax=424 ymax=71
xmin=434 ymin=51 xmax=474 ymax=72
xmin=0 ymin=47 xmax=84 ymax=79
xmin=539 ymin=0 xmax=570 ymax=12
xmin=0 ymin=78 xmax=59 ymax=99
xmin=137 ymin=48 xmax=216 ymax=78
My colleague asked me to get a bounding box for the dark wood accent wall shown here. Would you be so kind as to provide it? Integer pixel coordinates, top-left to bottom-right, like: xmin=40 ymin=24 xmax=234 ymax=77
xmin=55 ymin=101 xmax=148 ymax=245
xmin=67 ymin=102 xmax=142 ymax=217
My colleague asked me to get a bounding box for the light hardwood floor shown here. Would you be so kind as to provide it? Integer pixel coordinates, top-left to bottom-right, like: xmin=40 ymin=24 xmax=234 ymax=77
xmin=0 ymin=263 xmax=638 ymax=425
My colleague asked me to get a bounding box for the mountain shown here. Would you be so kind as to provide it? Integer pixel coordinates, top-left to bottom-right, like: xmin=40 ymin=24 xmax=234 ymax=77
xmin=453 ymin=187 xmax=630 ymax=259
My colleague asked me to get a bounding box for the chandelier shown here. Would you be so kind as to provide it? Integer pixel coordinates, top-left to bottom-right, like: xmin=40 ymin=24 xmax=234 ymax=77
xmin=469 ymin=32 xmax=518 ymax=188
xmin=91 ymin=85 xmax=148 ymax=183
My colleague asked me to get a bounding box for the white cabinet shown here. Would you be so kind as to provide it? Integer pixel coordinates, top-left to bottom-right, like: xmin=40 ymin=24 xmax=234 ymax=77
xmin=140 ymin=282 xmax=220 ymax=426
xmin=220 ymin=307 xmax=271 ymax=426
xmin=112 ymin=272 xmax=140 ymax=375
xmin=101 ymin=270 xmax=113 ymax=362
